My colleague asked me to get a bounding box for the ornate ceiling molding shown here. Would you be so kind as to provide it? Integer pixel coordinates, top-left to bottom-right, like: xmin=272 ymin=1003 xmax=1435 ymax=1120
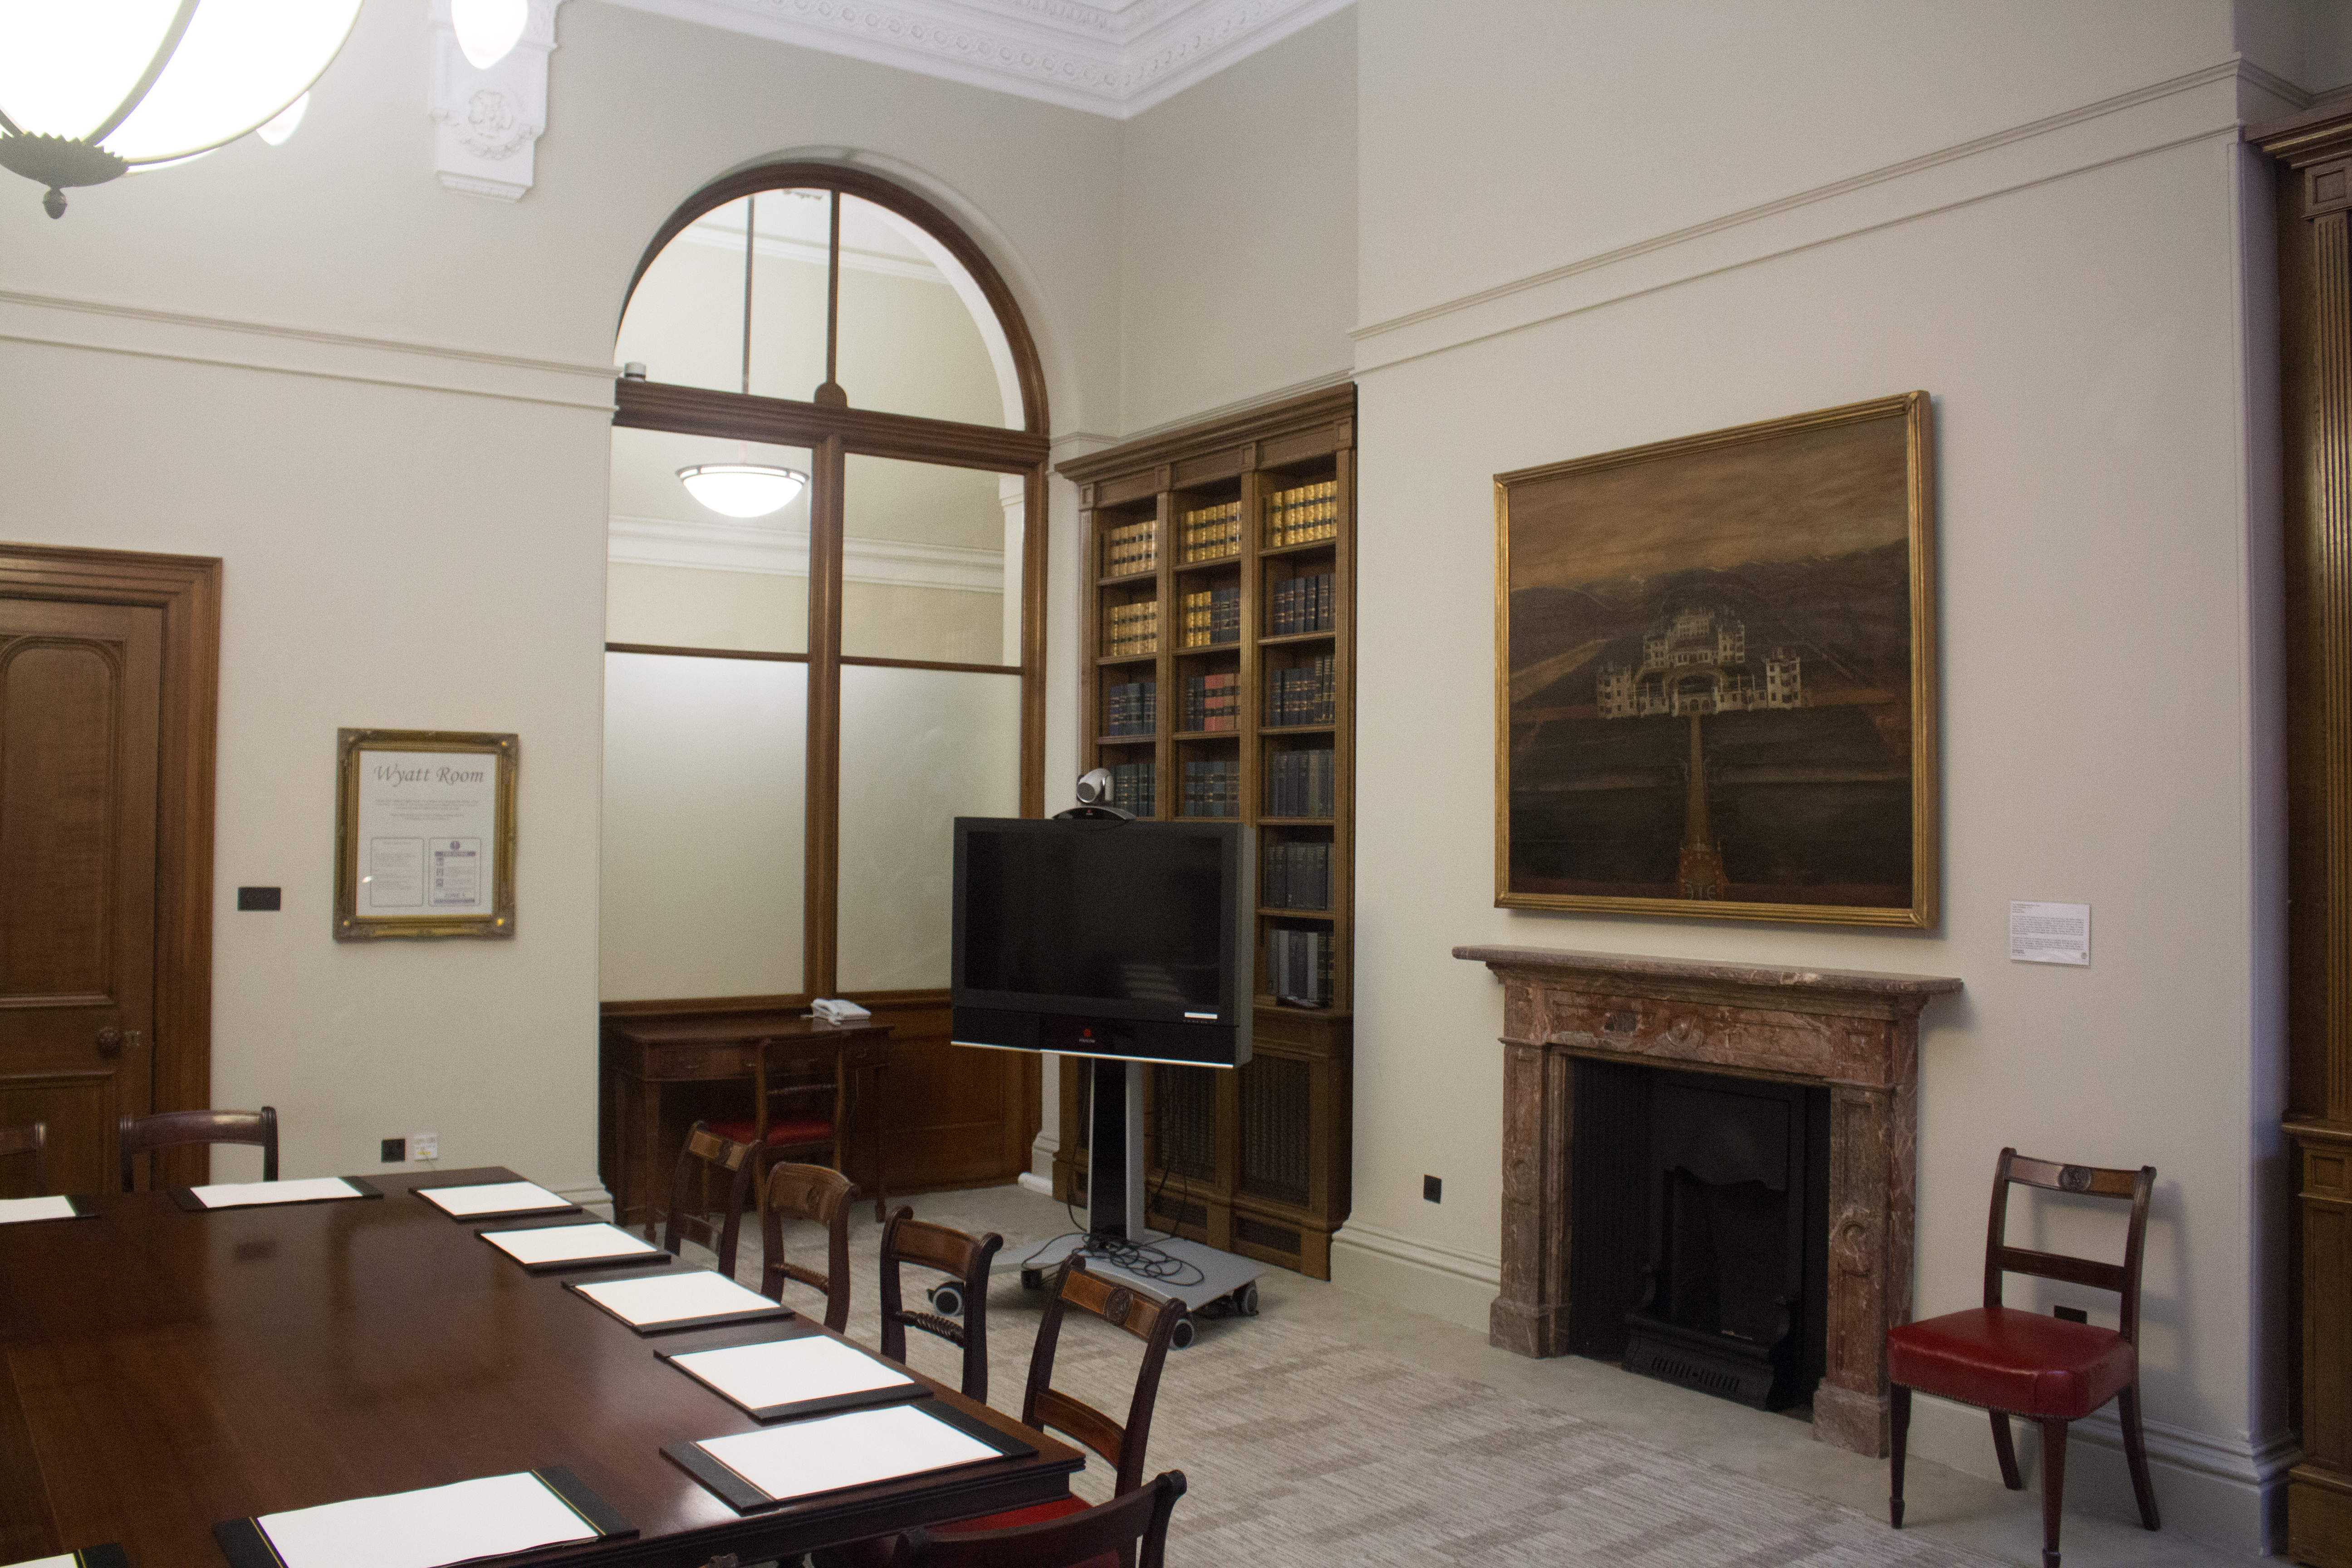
xmin=598 ymin=0 xmax=1352 ymax=118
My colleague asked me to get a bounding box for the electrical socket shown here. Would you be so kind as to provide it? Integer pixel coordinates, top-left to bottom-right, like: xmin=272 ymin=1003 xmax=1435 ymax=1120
xmin=380 ymin=1137 xmax=405 ymax=1163
xmin=410 ymin=1132 xmax=439 ymax=1161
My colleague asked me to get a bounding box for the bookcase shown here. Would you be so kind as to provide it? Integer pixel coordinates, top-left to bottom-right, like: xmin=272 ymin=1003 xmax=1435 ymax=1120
xmin=1055 ymin=383 xmax=1355 ymax=1279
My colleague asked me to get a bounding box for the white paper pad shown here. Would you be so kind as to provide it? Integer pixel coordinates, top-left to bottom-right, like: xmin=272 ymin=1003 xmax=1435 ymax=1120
xmin=698 ymin=1403 xmax=998 ymax=1502
xmin=671 ymin=1335 xmax=916 ymax=1412
xmin=0 ymin=1196 xmax=76 ymax=1225
xmin=574 ymin=1269 xmax=780 ymax=1329
xmin=1 ymin=1553 xmax=75 ymax=1567
xmin=481 ymin=1221 xmax=659 ymax=1268
xmin=255 ymin=1471 xmax=596 ymax=1568
xmin=417 ymin=1180 xmax=572 ymax=1218
xmin=192 ymin=1177 xmax=363 ymax=1209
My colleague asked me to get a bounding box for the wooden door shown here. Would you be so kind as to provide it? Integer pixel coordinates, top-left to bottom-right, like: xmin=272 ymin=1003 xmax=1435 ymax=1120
xmin=0 ymin=598 xmax=162 ymax=1196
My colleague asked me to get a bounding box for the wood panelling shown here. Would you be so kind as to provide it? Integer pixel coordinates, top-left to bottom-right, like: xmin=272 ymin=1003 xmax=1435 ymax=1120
xmin=2263 ymin=103 xmax=2352 ymax=1563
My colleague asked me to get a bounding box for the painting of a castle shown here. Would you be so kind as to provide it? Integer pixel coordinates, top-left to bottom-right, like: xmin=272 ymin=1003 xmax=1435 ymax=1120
xmin=1494 ymin=394 xmax=1936 ymax=925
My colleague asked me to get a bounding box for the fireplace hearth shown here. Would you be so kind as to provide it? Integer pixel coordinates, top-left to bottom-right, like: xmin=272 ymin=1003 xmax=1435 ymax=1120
xmin=1455 ymin=946 xmax=1959 ymax=1456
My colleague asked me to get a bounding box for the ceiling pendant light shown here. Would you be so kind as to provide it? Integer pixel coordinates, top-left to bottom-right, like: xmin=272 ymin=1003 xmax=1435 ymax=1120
xmin=676 ymin=192 xmax=806 ymax=521
xmin=253 ymin=90 xmax=307 ymax=147
xmin=451 ymin=0 xmax=529 ymax=71
xmin=0 ymin=0 xmax=366 ymax=218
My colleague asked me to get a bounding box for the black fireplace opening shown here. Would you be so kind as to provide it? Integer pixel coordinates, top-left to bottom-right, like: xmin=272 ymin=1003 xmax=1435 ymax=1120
xmin=1566 ymin=1058 xmax=1830 ymax=1412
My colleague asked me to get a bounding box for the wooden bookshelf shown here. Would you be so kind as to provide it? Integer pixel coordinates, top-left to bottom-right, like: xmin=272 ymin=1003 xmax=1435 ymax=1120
xmin=1055 ymin=383 xmax=1355 ymax=1279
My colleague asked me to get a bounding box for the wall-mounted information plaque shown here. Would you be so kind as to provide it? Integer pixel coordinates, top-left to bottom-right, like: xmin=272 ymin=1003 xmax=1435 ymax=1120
xmin=334 ymin=729 xmax=518 ymax=941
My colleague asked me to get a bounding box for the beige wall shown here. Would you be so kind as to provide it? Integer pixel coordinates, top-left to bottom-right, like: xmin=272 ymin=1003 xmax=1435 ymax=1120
xmin=1336 ymin=0 xmax=2316 ymax=1550
xmin=1118 ymin=7 xmax=1357 ymax=435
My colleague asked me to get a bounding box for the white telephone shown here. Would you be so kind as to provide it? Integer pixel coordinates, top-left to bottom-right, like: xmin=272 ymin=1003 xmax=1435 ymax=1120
xmin=811 ymin=997 xmax=872 ymax=1023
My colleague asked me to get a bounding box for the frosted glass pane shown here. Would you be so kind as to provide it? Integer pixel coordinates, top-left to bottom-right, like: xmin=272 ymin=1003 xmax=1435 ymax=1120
xmin=837 ymin=667 xmax=1022 ymax=991
xmin=616 ymin=191 xmax=828 ymax=402
xmin=602 ymin=654 xmax=805 ymax=1000
xmin=843 ymin=458 xmax=1019 ymax=666
xmin=834 ymin=195 xmax=1017 ymax=428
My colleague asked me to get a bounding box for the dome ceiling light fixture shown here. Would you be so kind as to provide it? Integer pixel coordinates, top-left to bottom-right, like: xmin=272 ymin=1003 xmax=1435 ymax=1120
xmin=0 ymin=0 xmax=365 ymax=218
xmin=676 ymin=191 xmax=808 ymax=521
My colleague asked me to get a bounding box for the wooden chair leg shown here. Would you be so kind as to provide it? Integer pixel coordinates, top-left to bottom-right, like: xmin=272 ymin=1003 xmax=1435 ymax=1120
xmin=1990 ymin=1410 xmax=2024 ymax=1490
xmin=2038 ymin=1417 xmax=2068 ymax=1568
xmin=1889 ymin=1383 xmax=1911 ymax=1528
xmin=2118 ymin=1384 xmax=2161 ymax=1531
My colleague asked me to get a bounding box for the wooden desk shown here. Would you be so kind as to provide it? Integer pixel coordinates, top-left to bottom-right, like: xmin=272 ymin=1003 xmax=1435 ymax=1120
xmin=0 ymin=1166 xmax=1080 ymax=1566
xmin=603 ymin=1013 xmax=893 ymax=1228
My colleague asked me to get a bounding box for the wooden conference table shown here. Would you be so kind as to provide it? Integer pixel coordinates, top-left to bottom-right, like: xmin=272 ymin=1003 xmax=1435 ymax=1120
xmin=0 ymin=1166 xmax=1081 ymax=1566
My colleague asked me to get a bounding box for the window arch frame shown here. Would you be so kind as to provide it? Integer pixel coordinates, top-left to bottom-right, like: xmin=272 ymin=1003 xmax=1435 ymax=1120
xmin=609 ymin=161 xmax=1049 ymax=998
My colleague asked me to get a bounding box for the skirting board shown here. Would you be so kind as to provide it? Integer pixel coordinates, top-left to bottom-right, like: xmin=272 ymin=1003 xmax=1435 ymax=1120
xmin=1328 ymin=1220 xmax=1500 ymax=1332
xmin=1904 ymin=1390 xmax=2293 ymax=1555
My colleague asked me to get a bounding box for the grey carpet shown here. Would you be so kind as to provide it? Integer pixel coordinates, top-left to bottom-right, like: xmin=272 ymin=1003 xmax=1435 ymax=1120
xmin=690 ymin=1196 xmax=2008 ymax=1567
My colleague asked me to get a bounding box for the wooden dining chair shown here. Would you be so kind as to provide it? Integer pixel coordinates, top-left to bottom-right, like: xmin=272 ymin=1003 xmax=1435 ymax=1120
xmin=0 ymin=1121 xmax=48 ymax=1196
xmin=708 ymin=1034 xmax=842 ymax=1179
xmin=887 ymin=1470 xmax=1186 ymax=1568
xmin=119 ymin=1106 xmax=277 ymax=1192
xmin=759 ymin=1160 xmax=857 ymax=1332
xmin=659 ymin=1121 xmax=760 ymax=1280
xmin=878 ymin=1207 xmax=1004 ymax=1402
xmin=1887 ymin=1149 xmax=2160 ymax=1568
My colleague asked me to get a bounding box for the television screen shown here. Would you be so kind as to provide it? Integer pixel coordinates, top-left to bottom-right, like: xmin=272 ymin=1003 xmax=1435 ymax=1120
xmin=951 ymin=816 xmax=1251 ymax=1067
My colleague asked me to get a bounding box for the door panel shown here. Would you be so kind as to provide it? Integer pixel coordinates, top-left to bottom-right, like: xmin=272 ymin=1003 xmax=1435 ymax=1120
xmin=0 ymin=599 xmax=161 ymax=1194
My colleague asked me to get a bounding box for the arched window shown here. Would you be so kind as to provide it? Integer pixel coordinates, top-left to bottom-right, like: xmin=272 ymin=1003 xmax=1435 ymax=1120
xmin=602 ymin=166 xmax=1046 ymax=1190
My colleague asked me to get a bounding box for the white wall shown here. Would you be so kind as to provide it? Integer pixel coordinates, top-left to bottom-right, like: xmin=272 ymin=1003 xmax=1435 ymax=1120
xmin=1335 ymin=0 xmax=2312 ymax=1551
xmin=0 ymin=0 xmax=1122 ymax=1199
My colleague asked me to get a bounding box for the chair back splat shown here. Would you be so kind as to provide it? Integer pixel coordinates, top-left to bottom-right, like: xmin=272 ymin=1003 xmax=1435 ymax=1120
xmin=891 ymin=1471 xmax=1186 ymax=1568
xmin=118 ymin=1107 xmax=278 ymax=1192
xmin=761 ymin=1160 xmax=857 ymax=1332
xmin=878 ymin=1207 xmax=1003 ymax=1403
xmin=0 ymin=1121 xmax=48 ymax=1196
xmin=1983 ymin=1149 xmax=2154 ymax=1343
xmin=1887 ymin=1147 xmax=2160 ymax=1568
xmin=1023 ymin=1253 xmax=1187 ymax=1497
xmin=661 ymin=1120 xmax=760 ymax=1280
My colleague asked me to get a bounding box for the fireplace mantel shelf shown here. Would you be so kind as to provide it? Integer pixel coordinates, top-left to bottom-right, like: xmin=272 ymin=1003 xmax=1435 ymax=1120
xmin=1455 ymin=944 xmax=1962 ymax=1458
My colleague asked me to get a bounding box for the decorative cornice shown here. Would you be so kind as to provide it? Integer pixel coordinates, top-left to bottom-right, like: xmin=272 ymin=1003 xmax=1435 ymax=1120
xmin=609 ymin=511 xmax=1007 ymax=590
xmin=597 ymin=0 xmax=1352 ymax=118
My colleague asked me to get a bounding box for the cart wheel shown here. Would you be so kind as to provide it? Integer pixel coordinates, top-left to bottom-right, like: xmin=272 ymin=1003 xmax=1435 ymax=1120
xmin=1235 ymin=1281 xmax=1259 ymax=1317
xmin=1020 ymin=1268 xmax=1043 ymax=1291
xmin=1170 ymin=1315 xmax=1196 ymax=1351
xmin=928 ymin=1282 xmax=965 ymax=1319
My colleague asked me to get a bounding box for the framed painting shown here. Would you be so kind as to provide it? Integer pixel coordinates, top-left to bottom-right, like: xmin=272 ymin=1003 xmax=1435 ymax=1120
xmin=1494 ymin=392 xmax=1936 ymax=927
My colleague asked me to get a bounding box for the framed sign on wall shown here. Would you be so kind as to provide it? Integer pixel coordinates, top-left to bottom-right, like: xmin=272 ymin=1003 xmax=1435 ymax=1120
xmin=1494 ymin=392 xmax=1938 ymax=928
xmin=334 ymin=729 xmax=518 ymax=940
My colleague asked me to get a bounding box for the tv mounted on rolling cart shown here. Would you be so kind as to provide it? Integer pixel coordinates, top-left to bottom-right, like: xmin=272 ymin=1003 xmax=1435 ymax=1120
xmin=951 ymin=810 xmax=1263 ymax=1328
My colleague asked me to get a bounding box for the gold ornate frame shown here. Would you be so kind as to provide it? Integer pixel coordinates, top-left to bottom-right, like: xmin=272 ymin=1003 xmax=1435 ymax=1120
xmin=1493 ymin=391 xmax=1938 ymax=927
xmin=334 ymin=728 xmax=519 ymax=941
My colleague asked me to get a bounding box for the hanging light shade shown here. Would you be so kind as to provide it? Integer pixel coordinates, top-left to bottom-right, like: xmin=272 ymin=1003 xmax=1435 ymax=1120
xmin=676 ymin=463 xmax=808 ymax=520
xmin=0 ymin=0 xmax=365 ymax=218
xmin=451 ymin=0 xmax=529 ymax=71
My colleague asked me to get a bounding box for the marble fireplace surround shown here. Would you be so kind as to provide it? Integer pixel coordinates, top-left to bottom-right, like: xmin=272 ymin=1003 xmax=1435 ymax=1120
xmin=1454 ymin=946 xmax=1961 ymax=1456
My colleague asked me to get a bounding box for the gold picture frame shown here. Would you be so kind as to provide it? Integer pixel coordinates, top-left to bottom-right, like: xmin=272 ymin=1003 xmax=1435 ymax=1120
xmin=334 ymin=729 xmax=519 ymax=940
xmin=1494 ymin=392 xmax=1937 ymax=927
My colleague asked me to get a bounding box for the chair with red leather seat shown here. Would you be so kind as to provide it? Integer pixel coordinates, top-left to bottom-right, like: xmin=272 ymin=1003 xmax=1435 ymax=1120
xmin=877 ymin=1207 xmax=1004 ymax=1403
xmin=706 ymin=1033 xmax=843 ymax=1177
xmin=887 ymin=1470 xmax=1186 ymax=1568
xmin=758 ymin=1160 xmax=857 ymax=1332
xmin=1886 ymin=1148 xmax=2159 ymax=1568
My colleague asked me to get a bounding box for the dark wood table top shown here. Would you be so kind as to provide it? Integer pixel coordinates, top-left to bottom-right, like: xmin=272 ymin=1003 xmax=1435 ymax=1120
xmin=606 ymin=1013 xmax=889 ymax=1048
xmin=0 ymin=1167 xmax=1079 ymax=1567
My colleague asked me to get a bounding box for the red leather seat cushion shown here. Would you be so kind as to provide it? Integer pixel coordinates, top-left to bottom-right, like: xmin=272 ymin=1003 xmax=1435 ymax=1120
xmin=936 ymin=1494 xmax=1114 ymax=1568
xmin=1888 ymin=1306 xmax=2135 ymax=1419
xmin=706 ymin=1116 xmax=831 ymax=1148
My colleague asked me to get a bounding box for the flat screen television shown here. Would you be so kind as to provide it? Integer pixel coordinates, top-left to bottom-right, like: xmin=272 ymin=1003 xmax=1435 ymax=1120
xmin=950 ymin=815 xmax=1253 ymax=1068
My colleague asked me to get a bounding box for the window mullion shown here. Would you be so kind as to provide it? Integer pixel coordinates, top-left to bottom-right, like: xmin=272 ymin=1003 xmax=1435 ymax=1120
xmin=804 ymin=432 xmax=847 ymax=995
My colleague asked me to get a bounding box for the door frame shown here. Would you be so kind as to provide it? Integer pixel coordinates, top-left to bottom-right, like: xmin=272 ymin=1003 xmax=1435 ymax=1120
xmin=0 ymin=543 xmax=219 ymax=1189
